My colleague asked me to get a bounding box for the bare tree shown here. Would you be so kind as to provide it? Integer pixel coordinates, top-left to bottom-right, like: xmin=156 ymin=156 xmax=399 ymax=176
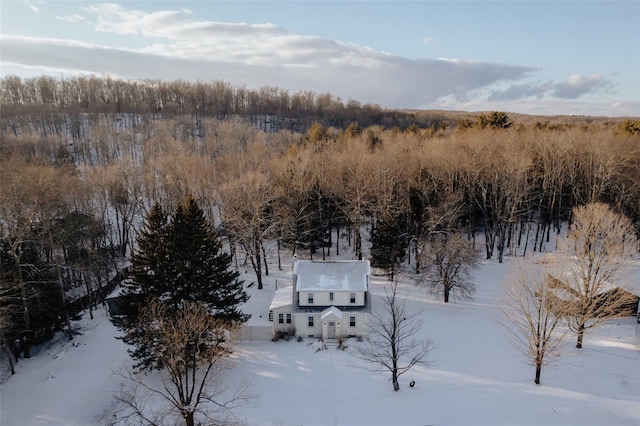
xmin=565 ymin=132 xmax=622 ymax=207
xmin=113 ymin=300 xmax=251 ymax=426
xmin=529 ymin=133 xmax=569 ymax=251
xmin=268 ymin=146 xmax=321 ymax=259
xmin=218 ymin=169 xmax=274 ymax=289
xmin=0 ymin=159 xmax=76 ymax=356
xmin=474 ymin=136 xmax=532 ymax=262
xmin=0 ymin=160 xmax=42 ymax=358
xmin=554 ymin=202 xmax=638 ymax=348
xmin=324 ymin=138 xmax=375 ymax=261
xmin=355 ymin=281 xmax=435 ymax=391
xmin=417 ymin=233 xmax=480 ymax=303
xmin=497 ymin=258 xmax=569 ymax=385
xmin=108 ymin=160 xmax=145 ymax=257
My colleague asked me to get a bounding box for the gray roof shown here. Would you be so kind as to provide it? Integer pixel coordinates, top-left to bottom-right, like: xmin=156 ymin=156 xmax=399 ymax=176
xmin=294 ymin=260 xmax=370 ymax=292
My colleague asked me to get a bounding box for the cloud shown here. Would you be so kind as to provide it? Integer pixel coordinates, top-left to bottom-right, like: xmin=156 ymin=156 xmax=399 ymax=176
xmin=552 ymin=74 xmax=612 ymax=99
xmin=55 ymin=14 xmax=86 ymax=23
xmin=0 ymin=3 xmax=538 ymax=108
xmin=424 ymin=96 xmax=640 ymax=118
xmin=489 ymin=82 xmax=553 ymax=101
xmin=1 ymin=3 xmax=622 ymax=114
xmin=488 ymin=74 xmax=614 ymax=102
xmin=23 ymin=1 xmax=39 ymax=13
xmin=0 ymin=33 xmax=537 ymax=108
xmin=81 ymin=3 xmax=284 ymax=40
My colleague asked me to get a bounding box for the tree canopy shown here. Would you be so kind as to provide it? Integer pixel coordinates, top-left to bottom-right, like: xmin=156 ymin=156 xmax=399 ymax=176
xmin=121 ymin=195 xmax=249 ymax=369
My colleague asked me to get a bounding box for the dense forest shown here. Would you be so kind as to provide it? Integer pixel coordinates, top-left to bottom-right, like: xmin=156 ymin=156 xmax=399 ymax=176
xmin=1 ymin=75 xmax=639 ymax=364
xmin=0 ymin=74 xmax=455 ymax=132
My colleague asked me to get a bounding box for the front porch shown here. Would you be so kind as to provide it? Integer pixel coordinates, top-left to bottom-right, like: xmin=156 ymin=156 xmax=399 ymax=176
xmin=321 ymin=306 xmax=343 ymax=340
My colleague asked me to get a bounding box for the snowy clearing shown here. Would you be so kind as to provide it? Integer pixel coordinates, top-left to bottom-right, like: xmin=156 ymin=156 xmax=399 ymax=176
xmin=1 ymin=250 xmax=639 ymax=426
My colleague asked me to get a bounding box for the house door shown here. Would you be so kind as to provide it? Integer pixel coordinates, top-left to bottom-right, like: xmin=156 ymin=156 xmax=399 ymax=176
xmin=328 ymin=321 xmax=336 ymax=339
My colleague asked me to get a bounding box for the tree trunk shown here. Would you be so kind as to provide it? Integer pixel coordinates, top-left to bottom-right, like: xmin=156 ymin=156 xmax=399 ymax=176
xmin=326 ymin=220 xmax=332 ymax=257
xmin=277 ymin=239 xmax=282 ymax=270
xmin=261 ymin=241 xmax=269 ymax=276
xmin=522 ymin=219 xmax=531 ymax=257
xmin=16 ymin=256 xmax=32 ymax=358
xmin=355 ymin=220 xmax=363 ymax=260
xmin=49 ymin=231 xmax=73 ymax=341
xmin=1 ymin=338 xmax=16 ymax=375
xmin=538 ymin=219 xmax=545 ymax=252
xmin=545 ymin=220 xmax=551 ymax=243
xmin=95 ymin=267 xmax=108 ymax=306
xmin=444 ymin=285 xmax=450 ymax=303
xmin=84 ymin=272 xmax=94 ymax=320
xmin=576 ymin=324 xmax=584 ymax=348
xmin=20 ymin=334 xmax=31 ymax=359
xmin=484 ymin=226 xmax=494 ymax=259
xmin=392 ymin=370 xmax=400 ymax=391
xmin=184 ymin=412 xmax=195 ymax=426
xmin=534 ymin=362 xmax=541 ymax=385
xmin=533 ymin=216 xmax=541 ymax=252
xmin=517 ymin=220 xmax=524 ymax=247
xmin=254 ymin=238 xmax=263 ymax=290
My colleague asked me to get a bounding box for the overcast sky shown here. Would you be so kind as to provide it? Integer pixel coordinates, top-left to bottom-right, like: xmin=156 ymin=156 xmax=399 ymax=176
xmin=1 ymin=1 xmax=638 ymax=117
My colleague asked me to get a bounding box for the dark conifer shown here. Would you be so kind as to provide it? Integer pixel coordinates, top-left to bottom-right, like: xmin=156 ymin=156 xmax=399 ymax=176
xmin=121 ymin=202 xmax=168 ymax=319
xmin=164 ymin=195 xmax=249 ymax=323
xmin=121 ymin=195 xmax=249 ymax=369
xmin=370 ymin=214 xmax=409 ymax=280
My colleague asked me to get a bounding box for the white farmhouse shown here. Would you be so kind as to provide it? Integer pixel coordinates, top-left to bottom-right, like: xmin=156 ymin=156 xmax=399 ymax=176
xmin=270 ymin=259 xmax=371 ymax=340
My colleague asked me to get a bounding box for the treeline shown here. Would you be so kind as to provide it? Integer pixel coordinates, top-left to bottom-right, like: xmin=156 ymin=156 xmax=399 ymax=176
xmin=0 ymin=75 xmax=453 ymax=132
xmin=1 ymin=76 xmax=639 ymax=366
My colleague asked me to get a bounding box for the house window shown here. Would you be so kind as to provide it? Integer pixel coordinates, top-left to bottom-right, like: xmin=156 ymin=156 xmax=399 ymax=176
xmin=286 ymin=313 xmax=292 ymax=324
xmin=308 ymin=293 xmax=314 ymax=304
xmin=329 ymin=292 xmax=334 ymax=302
xmin=278 ymin=313 xmax=284 ymax=324
xmin=350 ymin=316 xmax=356 ymax=327
xmin=308 ymin=316 xmax=314 ymax=327
xmin=350 ymin=292 xmax=356 ymax=304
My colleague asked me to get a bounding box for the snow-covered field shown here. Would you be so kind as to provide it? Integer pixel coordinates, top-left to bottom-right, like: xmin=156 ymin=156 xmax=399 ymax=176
xmin=2 ymin=248 xmax=639 ymax=426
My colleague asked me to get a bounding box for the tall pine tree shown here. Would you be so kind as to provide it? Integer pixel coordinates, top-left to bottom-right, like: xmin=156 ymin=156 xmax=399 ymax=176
xmin=164 ymin=195 xmax=249 ymax=323
xmin=121 ymin=202 xmax=168 ymax=319
xmin=370 ymin=213 xmax=409 ymax=280
xmin=121 ymin=195 xmax=249 ymax=369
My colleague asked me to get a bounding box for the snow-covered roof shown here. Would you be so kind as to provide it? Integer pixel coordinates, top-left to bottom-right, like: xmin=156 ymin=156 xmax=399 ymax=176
xmin=269 ymin=286 xmax=293 ymax=311
xmin=547 ymin=273 xmax=640 ymax=299
xmin=321 ymin=306 xmax=343 ymax=320
xmin=294 ymin=260 xmax=370 ymax=292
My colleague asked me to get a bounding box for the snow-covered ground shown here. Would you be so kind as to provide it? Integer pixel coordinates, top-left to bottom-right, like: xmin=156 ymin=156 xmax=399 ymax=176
xmin=2 ymin=247 xmax=639 ymax=426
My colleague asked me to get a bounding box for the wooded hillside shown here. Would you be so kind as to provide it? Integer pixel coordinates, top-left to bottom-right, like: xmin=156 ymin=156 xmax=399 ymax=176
xmin=1 ymin=75 xmax=639 ymax=362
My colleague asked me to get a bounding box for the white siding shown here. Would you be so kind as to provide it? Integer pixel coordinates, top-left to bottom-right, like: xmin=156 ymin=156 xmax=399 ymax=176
xmin=298 ymin=290 xmax=366 ymax=307
xmin=343 ymin=313 xmax=369 ymax=337
xmin=271 ymin=306 xmax=295 ymax=336
xmin=290 ymin=312 xmax=368 ymax=339
xmin=293 ymin=313 xmax=321 ymax=338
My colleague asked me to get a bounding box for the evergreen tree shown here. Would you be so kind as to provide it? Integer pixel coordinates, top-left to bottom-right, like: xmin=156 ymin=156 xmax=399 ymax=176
xmin=370 ymin=214 xmax=409 ymax=280
xmin=121 ymin=195 xmax=249 ymax=370
xmin=121 ymin=202 xmax=168 ymax=319
xmin=475 ymin=111 xmax=513 ymax=129
xmin=164 ymin=195 xmax=249 ymax=323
